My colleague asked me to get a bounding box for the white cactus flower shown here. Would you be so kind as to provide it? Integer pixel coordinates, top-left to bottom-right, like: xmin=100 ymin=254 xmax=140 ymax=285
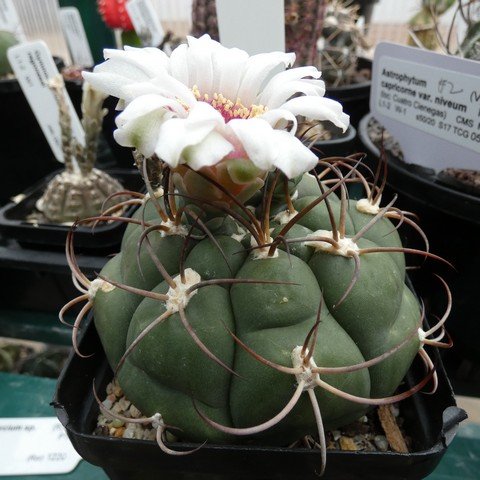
xmin=83 ymin=34 xmax=349 ymax=179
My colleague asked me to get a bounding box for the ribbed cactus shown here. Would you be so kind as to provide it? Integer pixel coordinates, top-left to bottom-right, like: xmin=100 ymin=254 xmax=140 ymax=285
xmin=63 ymin=37 xmax=451 ymax=475
xmin=316 ymin=0 xmax=369 ymax=87
xmin=64 ymin=155 xmax=450 ymax=472
xmin=190 ymin=0 xmax=327 ymax=65
xmin=36 ymin=76 xmax=125 ymax=223
xmin=0 ymin=31 xmax=18 ymax=77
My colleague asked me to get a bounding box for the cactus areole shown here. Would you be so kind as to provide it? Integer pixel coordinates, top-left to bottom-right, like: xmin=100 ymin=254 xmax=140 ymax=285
xmin=64 ymin=35 xmax=452 ymax=473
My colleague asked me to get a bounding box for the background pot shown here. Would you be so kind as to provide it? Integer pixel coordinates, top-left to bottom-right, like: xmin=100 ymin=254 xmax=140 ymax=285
xmin=358 ymin=113 xmax=480 ymax=370
xmin=314 ymin=124 xmax=357 ymax=159
xmin=54 ymin=316 xmax=465 ymax=480
xmin=326 ymin=57 xmax=371 ymax=128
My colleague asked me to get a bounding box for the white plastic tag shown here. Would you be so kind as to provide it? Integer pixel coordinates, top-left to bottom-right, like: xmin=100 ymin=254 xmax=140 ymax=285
xmin=7 ymin=40 xmax=85 ymax=163
xmin=0 ymin=0 xmax=27 ymax=41
xmin=0 ymin=417 xmax=82 ymax=476
xmin=60 ymin=7 xmax=94 ymax=68
xmin=127 ymin=0 xmax=165 ymax=47
xmin=371 ymin=42 xmax=480 ymax=171
xmin=215 ymin=0 xmax=285 ymax=55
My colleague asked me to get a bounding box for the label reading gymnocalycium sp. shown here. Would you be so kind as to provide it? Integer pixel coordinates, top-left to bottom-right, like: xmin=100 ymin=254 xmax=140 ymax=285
xmin=371 ymin=42 xmax=480 ymax=172
xmin=126 ymin=0 xmax=165 ymax=47
xmin=7 ymin=40 xmax=85 ymax=163
xmin=0 ymin=418 xmax=81 ymax=476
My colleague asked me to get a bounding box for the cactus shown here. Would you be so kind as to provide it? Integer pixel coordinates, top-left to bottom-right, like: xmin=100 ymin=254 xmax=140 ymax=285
xmin=0 ymin=30 xmax=18 ymax=77
xmin=316 ymin=0 xmax=369 ymax=87
xmin=190 ymin=0 xmax=327 ymax=65
xmin=409 ymin=0 xmax=480 ymax=60
xmin=97 ymin=0 xmax=134 ymax=30
xmin=35 ymin=76 xmax=125 ymax=223
xmin=63 ymin=156 xmax=451 ymax=472
xmin=62 ymin=39 xmax=452 ymax=475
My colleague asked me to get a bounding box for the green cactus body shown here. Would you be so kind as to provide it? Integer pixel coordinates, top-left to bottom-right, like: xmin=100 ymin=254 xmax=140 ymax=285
xmin=0 ymin=31 xmax=18 ymax=77
xmin=90 ymin=180 xmax=421 ymax=445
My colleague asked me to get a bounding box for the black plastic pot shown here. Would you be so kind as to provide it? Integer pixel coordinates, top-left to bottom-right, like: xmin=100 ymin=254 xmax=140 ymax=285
xmin=358 ymin=113 xmax=480 ymax=362
xmin=0 ymin=168 xmax=143 ymax=252
xmin=314 ymin=125 xmax=357 ymax=159
xmin=102 ymin=96 xmax=137 ymax=169
xmin=0 ymin=238 xmax=107 ymax=313
xmin=326 ymin=57 xmax=371 ymax=128
xmin=54 ymin=316 xmax=465 ymax=480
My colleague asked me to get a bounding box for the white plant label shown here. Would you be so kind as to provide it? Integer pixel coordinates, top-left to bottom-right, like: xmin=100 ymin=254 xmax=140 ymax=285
xmin=7 ymin=41 xmax=85 ymax=163
xmin=60 ymin=7 xmax=94 ymax=68
xmin=216 ymin=0 xmax=285 ymax=55
xmin=127 ymin=0 xmax=165 ymax=47
xmin=371 ymin=42 xmax=480 ymax=171
xmin=0 ymin=0 xmax=26 ymax=41
xmin=0 ymin=417 xmax=81 ymax=476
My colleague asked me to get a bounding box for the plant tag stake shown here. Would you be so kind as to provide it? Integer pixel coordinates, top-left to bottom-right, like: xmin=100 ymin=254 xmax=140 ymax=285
xmin=215 ymin=0 xmax=285 ymax=55
xmin=7 ymin=40 xmax=85 ymax=163
xmin=371 ymin=42 xmax=480 ymax=171
xmin=59 ymin=7 xmax=94 ymax=68
xmin=0 ymin=0 xmax=26 ymax=41
xmin=0 ymin=417 xmax=81 ymax=476
xmin=126 ymin=0 xmax=165 ymax=47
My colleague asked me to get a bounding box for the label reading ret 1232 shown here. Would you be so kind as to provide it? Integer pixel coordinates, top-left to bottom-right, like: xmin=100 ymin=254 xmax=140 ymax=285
xmin=371 ymin=43 xmax=480 ymax=171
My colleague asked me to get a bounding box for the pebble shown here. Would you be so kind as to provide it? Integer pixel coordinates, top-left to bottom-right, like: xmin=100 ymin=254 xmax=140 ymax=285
xmin=374 ymin=435 xmax=389 ymax=452
xmin=339 ymin=436 xmax=358 ymax=451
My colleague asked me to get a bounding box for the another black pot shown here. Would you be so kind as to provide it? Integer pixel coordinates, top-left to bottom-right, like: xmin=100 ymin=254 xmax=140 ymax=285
xmin=54 ymin=316 xmax=465 ymax=480
xmin=326 ymin=57 xmax=371 ymax=128
xmin=0 ymin=168 xmax=143 ymax=252
xmin=358 ymin=114 xmax=480 ymax=363
xmin=314 ymin=125 xmax=357 ymax=159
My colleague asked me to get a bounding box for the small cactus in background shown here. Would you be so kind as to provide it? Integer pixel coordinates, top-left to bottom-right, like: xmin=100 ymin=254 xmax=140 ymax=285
xmin=97 ymin=0 xmax=134 ymax=30
xmin=35 ymin=76 xmax=125 ymax=223
xmin=191 ymin=0 xmax=219 ymax=41
xmin=63 ymin=37 xmax=452 ymax=475
xmin=411 ymin=0 xmax=480 ymax=60
xmin=316 ymin=0 xmax=369 ymax=87
xmin=0 ymin=31 xmax=18 ymax=78
xmin=408 ymin=0 xmax=456 ymax=51
xmin=190 ymin=0 xmax=327 ymax=65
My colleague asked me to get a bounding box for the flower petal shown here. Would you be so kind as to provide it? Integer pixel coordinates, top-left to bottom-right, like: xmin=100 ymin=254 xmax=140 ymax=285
xmin=210 ymin=42 xmax=249 ymax=100
xmin=183 ymin=131 xmax=234 ymax=170
xmin=121 ymin=74 xmax=196 ymax=107
xmin=236 ymin=51 xmax=296 ymax=105
xmin=263 ymin=79 xmax=326 ymax=109
xmin=269 ymin=130 xmax=318 ymax=178
xmin=82 ymin=71 xmax=135 ymax=100
xmin=258 ymin=66 xmax=323 ymax=106
xmin=227 ymin=119 xmax=278 ymax=171
xmin=115 ymin=94 xmax=184 ymax=127
xmin=169 ymin=43 xmax=189 ymax=85
xmin=259 ymin=108 xmax=298 ymax=134
xmin=280 ymin=96 xmax=350 ymax=132
xmin=155 ymin=102 xmax=226 ymax=168
xmin=104 ymin=47 xmax=169 ymax=77
xmin=114 ymin=110 xmax=171 ymax=158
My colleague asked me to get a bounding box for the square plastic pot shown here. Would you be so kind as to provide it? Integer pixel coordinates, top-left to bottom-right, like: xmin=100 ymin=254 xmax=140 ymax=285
xmin=0 ymin=169 xmax=143 ymax=252
xmin=54 ymin=316 xmax=466 ymax=480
